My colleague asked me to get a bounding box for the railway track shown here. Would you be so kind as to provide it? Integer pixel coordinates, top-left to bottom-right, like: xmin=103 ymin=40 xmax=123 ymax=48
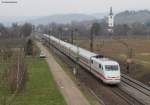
xmin=121 ymin=74 xmax=150 ymax=97
xmin=120 ymin=74 xmax=150 ymax=105
xmin=110 ymin=87 xmax=144 ymax=105
xmin=43 ymin=41 xmax=150 ymax=105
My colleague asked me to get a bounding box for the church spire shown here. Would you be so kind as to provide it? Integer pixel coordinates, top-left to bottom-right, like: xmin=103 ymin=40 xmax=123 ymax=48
xmin=107 ymin=7 xmax=114 ymax=34
xmin=110 ymin=7 xmax=113 ymax=15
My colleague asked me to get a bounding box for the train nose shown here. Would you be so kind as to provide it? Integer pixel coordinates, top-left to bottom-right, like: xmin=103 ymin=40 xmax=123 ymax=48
xmin=105 ymin=71 xmax=120 ymax=80
xmin=107 ymin=76 xmax=120 ymax=79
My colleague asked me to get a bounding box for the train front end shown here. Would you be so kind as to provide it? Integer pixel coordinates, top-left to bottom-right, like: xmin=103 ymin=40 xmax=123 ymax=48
xmin=103 ymin=61 xmax=121 ymax=84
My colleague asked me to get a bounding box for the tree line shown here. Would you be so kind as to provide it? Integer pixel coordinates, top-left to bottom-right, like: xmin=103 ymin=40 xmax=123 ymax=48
xmin=36 ymin=20 xmax=150 ymax=38
xmin=0 ymin=23 xmax=33 ymax=39
xmin=0 ymin=22 xmax=36 ymax=104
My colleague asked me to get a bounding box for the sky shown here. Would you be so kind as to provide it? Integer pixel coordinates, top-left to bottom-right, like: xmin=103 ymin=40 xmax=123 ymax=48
xmin=0 ymin=0 xmax=150 ymax=16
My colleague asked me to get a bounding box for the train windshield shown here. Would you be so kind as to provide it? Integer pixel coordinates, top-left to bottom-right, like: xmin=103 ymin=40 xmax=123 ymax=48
xmin=105 ymin=65 xmax=119 ymax=71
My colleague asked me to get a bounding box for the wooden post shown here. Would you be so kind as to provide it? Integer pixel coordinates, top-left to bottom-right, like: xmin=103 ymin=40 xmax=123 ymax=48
xmin=90 ymin=33 xmax=94 ymax=52
xmin=71 ymin=30 xmax=74 ymax=44
xmin=126 ymin=58 xmax=133 ymax=74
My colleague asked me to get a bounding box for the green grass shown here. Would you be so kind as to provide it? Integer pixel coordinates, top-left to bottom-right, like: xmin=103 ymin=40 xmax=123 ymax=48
xmin=0 ymin=64 xmax=10 ymax=98
xmin=0 ymin=64 xmax=5 ymax=70
xmin=0 ymin=63 xmax=7 ymax=73
xmin=0 ymin=57 xmax=67 ymax=105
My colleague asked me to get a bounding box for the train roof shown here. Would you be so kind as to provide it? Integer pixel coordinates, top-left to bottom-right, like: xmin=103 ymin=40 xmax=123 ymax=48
xmin=43 ymin=34 xmax=119 ymax=65
xmin=92 ymin=57 xmax=119 ymax=65
xmin=47 ymin=35 xmax=97 ymax=59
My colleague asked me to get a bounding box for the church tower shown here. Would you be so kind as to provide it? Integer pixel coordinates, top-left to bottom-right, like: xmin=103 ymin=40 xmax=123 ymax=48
xmin=108 ymin=7 xmax=114 ymax=33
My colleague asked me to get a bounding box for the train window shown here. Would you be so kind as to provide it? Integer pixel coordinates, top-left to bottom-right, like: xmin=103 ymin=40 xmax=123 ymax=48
xmin=95 ymin=55 xmax=104 ymax=58
xmin=105 ymin=65 xmax=118 ymax=71
xmin=99 ymin=64 xmax=101 ymax=68
xmin=91 ymin=60 xmax=93 ymax=64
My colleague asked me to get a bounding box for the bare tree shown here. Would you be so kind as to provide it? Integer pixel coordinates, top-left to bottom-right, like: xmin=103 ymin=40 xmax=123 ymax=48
xmin=20 ymin=23 xmax=32 ymax=38
xmin=115 ymin=38 xmax=134 ymax=73
xmin=90 ymin=23 xmax=101 ymax=51
xmin=25 ymin=39 xmax=34 ymax=56
xmin=0 ymin=24 xmax=8 ymax=38
xmin=7 ymin=50 xmax=27 ymax=93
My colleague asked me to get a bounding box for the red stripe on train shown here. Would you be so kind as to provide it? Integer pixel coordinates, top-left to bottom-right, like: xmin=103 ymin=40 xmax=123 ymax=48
xmin=80 ymin=60 xmax=120 ymax=80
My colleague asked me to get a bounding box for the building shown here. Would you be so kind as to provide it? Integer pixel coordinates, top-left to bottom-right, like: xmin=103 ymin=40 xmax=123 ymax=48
xmin=107 ymin=7 xmax=114 ymax=33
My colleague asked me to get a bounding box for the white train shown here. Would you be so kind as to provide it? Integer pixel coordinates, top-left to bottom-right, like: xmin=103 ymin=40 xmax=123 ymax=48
xmin=42 ymin=34 xmax=121 ymax=84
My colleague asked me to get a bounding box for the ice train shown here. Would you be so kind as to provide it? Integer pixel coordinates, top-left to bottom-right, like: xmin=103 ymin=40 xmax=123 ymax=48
xmin=42 ymin=34 xmax=121 ymax=84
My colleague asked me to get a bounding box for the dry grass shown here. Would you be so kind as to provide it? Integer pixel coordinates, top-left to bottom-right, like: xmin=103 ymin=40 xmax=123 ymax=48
xmin=75 ymin=37 xmax=150 ymax=60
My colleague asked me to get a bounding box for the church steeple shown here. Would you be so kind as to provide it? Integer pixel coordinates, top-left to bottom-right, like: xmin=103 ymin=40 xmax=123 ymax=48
xmin=110 ymin=7 xmax=113 ymax=15
xmin=107 ymin=7 xmax=114 ymax=33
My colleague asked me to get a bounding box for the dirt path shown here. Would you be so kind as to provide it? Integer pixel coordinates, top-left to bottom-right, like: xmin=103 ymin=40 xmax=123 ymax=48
xmin=36 ymin=42 xmax=91 ymax=105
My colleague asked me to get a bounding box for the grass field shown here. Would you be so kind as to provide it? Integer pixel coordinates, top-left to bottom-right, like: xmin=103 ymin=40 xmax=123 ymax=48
xmin=0 ymin=64 xmax=9 ymax=100
xmin=0 ymin=57 xmax=67 ymax=105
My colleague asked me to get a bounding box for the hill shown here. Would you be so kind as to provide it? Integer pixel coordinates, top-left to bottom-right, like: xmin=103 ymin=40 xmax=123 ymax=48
xmin=115 ymin=10 xmax=150 ymax=25
xmin=1 ymin=10 xmax=150 ymax=26
xmin=28 ymin=14 xmax=96 ymax=25
xmin=0 ymin=14 xmax=98 ymax=26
